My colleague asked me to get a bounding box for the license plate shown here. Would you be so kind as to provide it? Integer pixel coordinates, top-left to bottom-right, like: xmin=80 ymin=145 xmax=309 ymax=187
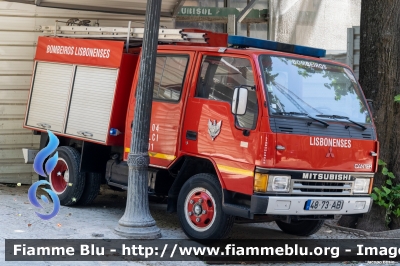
xmin=305 ymin=200 xmax=344 ymax=210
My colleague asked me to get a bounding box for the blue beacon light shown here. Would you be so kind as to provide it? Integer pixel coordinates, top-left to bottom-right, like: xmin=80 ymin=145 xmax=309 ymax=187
xmin=227 ymin=35 xmax=326 ymax=58
xmin=109 ymin=128 xmax=122 ymax=136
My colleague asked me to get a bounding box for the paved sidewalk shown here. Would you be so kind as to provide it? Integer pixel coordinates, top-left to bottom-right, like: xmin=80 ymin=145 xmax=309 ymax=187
xmin=0 ymin=184 xmax=378 ymax=266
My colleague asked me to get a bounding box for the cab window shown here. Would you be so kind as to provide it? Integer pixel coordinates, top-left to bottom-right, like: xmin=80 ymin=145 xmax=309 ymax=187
xmin=153 ymin=55 xmax=189 ymax=102
xmin=196 ymin=55 xmax=258 ymax=129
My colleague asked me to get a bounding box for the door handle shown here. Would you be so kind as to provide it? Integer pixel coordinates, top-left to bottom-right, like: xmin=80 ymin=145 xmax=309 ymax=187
xmin=77 ymin=131 xmax=93 ymax=138
xmin=186 ymin=130 xmax=197 ymax=141
xmin=37 ymin=123 xmax=51 ymax=129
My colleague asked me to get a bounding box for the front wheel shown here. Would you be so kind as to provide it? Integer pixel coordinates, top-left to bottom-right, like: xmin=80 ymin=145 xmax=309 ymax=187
xmin=177 ymin=173 xmax=234 ymax=240
xmin=275 ymin=219 xmax=324 ymax=236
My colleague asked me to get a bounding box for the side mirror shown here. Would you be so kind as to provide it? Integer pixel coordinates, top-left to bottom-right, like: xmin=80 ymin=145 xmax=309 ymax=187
xmin=232 ymin=87 xmax=248 ymax=115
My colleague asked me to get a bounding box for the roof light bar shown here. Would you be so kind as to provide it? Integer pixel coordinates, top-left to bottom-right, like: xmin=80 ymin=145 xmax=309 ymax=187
xmin=228 ymin=35 xmax=326 ymax=58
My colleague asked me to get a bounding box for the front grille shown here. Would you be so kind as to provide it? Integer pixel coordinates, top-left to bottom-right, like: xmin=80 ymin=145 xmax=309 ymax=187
xmin=362 ymin=133 xmax=372 ymax=139
xmin=291 ymin=180 xmax=353 ymax=195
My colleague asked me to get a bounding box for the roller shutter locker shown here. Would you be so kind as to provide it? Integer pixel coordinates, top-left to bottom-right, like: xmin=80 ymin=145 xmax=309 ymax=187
xmin=65 ymin=66 xmax=118 ymax=142
xmin=25 ymin=62 xmax=74 ymax=132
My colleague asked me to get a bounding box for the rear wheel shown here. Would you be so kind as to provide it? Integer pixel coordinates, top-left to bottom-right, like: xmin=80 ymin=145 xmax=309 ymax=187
xmin=177 ymin=173 xmax=234 ymax=240
xmin=48 ymin=146 xmax=85 ymax=206
xmin=275 ymin=219 xmax=324 ymax=236
xmin=77 ymin=172 xmax=101 ymax=205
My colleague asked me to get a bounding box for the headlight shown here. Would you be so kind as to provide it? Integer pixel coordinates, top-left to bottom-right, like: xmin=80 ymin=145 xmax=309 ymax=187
xmin=354 ymin=178 xmax=370 ymax=193
xmin=267 ymin=175 xmax=291 ymax=192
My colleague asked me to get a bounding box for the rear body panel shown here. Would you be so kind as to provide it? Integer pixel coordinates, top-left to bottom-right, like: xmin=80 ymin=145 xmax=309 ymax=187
xmin=23 ymin=37 xmax=137 ymax=146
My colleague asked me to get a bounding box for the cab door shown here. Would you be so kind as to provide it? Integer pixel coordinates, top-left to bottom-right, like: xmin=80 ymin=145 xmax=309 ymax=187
xmin=125 ymin=51 xmax=195 ymax=167
xmin=181 ymin=53 xmax=261 ymax=195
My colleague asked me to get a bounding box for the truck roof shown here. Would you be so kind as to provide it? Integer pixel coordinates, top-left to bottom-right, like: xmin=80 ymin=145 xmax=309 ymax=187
xmin=156 ymin=45 xmax=352 ymax=70
xmin=39 ymin=23 xmax=351 ymax=70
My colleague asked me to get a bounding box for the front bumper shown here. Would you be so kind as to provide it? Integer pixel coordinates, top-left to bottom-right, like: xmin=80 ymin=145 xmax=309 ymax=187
xmin=251 ymin=195 xmax=372 ymax=215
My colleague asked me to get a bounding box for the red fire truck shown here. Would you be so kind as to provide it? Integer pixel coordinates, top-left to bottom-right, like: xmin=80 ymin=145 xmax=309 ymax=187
xmin=23 ymin=25 xmax=378 ymax=240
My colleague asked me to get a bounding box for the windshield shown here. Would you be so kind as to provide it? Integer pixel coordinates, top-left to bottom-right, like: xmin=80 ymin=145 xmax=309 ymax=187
xmin=260 ymin=55 xmax=371 ymax=124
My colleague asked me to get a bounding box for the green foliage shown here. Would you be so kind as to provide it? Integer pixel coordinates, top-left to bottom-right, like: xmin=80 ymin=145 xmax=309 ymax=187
xmin=371 ymin=159 xmax=400 ymax=227
xmin=395 ymin=94 xmax=400 ymax=103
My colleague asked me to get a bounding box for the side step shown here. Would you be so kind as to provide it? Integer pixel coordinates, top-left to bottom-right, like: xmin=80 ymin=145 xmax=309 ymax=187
xmin=105 ymin=159 xmax=158 ymax=194
xmin=222 ymin=203 xmax=252 ymax=219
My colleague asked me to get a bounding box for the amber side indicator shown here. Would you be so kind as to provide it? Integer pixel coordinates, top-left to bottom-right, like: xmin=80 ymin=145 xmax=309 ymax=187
xmin=254 ymin=173 xmax=269 ymax=192
xmin=368 ymin=177 xmax=374 ymax=194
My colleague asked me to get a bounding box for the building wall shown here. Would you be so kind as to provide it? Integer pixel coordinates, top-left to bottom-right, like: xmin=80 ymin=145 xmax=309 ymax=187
xmin=270 ymin=0 xmax=361 ymax=51
xmin=229 ymin=0 xmax=268 ymax=39
xmin=0 ymin=1 xmax=172 ymax=184
xmin=346 ymin=26 xmax=360 ymax=79
xmin=176 ymin=0 xmax=225 ymax=32
xmin=176 ymin=0 xmax=269 ymax=38
xmin=178 ymin=0 xmax=359 ymax=52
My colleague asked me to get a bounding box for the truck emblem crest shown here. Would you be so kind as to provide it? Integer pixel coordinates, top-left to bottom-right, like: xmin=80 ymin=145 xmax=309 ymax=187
xmin=326 ymin=147 xmax=335 ymax=158
xmin=208 ymin=120 xmax=222 ymax=141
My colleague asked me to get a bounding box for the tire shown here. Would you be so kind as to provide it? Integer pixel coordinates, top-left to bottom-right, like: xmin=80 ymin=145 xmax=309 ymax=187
xmin=177 ymin=173 xmax=234 ymax=240
xmin=275 ymin=219 xmax=325 ymax=236
xmin=77 ymin=172 xmax=101 ymax=205
xmin=47 ymin=146 xmax=85 ymax=206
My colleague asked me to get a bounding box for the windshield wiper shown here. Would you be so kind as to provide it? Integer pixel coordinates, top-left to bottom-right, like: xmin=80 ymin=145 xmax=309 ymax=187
xmin=274 ymin=112 xmax=329 ymax=127
xmin=316 ymin=114 xmax=367 ymax=130
xmin=274 ymin=111 xmax=307 ymax=116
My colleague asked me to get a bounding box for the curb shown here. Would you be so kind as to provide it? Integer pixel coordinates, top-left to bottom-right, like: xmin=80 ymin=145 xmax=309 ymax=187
xmin=324 ymin=221 xmax=400 ymax=238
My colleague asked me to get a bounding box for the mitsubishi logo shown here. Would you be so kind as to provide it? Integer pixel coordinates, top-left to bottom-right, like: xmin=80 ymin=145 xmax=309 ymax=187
xmin=326 ymin=147 xmax=334 ymax=158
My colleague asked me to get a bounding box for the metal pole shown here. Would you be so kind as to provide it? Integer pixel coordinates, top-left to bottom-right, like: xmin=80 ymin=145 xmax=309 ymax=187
xmin=114 ymin=0 xmax=162 ymax=239
xmin=227 ymin=14 xmax=236 ymax=35
xmin=236 ymin=0 xmax=258 ymax=24
xmin=126 ymin=21 xmax=131 ymax=53
xmin=268 ymin=0 xmax=274 ymax=40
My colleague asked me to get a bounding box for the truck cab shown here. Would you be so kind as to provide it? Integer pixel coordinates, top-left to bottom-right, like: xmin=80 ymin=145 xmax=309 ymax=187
xmin=23 ymin=27 xmax=378 ymax=240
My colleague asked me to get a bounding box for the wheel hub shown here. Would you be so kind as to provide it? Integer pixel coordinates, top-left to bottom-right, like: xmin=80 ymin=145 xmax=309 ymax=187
xmin=49 ymin=158 xmax=69 ymax=195
xmin=185 ymin=188 xmax=216 ymax=231
xmin=194 ymin=204 xmax=202 ymax=215
xmin=64 ymin=170 xmax=69 ymax=183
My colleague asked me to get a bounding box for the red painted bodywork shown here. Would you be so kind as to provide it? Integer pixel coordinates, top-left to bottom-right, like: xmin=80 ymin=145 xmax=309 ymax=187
xmin=179 ymin=29 xmax=228 ymax=47
xmin=25 ymin=36 xmax=379 ymax=196
xmin=274 ymin=133 xmax=377 ymax=172
xmin=35 ymin=36 xmax=124 ymax=68
xmin=124 ymin=50 xmax=197 ymax=168
xmin=107 ymin=54 xmax=139 ymax=146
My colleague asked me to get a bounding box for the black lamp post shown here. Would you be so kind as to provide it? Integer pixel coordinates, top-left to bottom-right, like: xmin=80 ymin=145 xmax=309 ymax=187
xmin=114 ymin=0 xmax=162 ymax=239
